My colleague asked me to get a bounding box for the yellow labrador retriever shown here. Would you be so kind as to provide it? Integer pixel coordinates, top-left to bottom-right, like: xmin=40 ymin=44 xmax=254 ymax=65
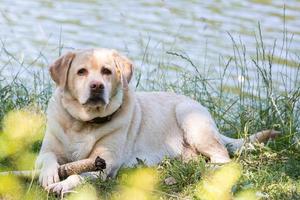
xmin=36 ymin=48 xmax=277 ymax=194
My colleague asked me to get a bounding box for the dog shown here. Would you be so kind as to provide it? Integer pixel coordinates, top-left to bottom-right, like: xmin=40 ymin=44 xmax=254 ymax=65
xmin=36 ymin=48 xmax=278 ymax=194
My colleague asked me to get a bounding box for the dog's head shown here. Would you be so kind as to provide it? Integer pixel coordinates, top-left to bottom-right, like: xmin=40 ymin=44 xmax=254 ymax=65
xmin=49 ymin=49 xmax=133 ymax=119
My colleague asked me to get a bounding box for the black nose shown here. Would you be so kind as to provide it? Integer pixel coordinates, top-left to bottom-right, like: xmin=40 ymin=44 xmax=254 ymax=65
xmin=90 ymin=81 xmax=104 ymax=91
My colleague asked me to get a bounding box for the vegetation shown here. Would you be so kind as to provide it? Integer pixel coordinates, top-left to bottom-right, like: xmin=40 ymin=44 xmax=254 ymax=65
xmin=0 ymin=26 xmax=299 ymax=199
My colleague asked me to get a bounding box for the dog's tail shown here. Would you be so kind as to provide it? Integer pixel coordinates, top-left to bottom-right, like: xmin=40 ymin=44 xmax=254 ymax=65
xmin=219 ymin=129 xmax=280 ymax=153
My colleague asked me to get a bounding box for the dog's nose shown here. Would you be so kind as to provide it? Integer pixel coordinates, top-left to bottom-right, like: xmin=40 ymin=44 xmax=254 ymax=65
xmin=90 ymin=81 xmax=104 ymax=91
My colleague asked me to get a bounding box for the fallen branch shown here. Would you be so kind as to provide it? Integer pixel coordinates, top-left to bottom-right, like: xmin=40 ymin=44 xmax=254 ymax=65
xmin=0 ymin=156 xmax=106 ymax=180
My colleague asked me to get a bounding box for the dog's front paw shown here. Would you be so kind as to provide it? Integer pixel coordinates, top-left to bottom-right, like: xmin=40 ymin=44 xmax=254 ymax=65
xmin=46 ymin=175 xmax=82 ymax=195
xmin=39 ymin=163 xmax=60 ymax=188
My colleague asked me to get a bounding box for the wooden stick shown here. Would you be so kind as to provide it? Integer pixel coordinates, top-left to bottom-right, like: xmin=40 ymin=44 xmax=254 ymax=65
xmin=0 ymin=156 xmax=106 ymax=180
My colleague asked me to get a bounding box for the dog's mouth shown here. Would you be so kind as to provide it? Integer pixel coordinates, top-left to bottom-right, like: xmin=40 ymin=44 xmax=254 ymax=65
xmin=83 ymin=95 xmax=107 ymax=107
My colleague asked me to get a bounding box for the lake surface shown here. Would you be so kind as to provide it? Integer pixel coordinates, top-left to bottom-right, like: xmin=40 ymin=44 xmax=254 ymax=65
xmin=0 ymin=0 xmax=299 ymax=89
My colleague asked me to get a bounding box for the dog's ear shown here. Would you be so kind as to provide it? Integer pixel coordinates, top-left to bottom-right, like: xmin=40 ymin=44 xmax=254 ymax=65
xmin=112 ymin=50 xmax=133 ymax=87
xmin=49 ymin=52 xmax=75 ymax=88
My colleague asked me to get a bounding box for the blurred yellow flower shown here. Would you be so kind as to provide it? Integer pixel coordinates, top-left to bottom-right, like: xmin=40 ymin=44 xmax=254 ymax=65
xmin=114 ymin=187 xmax=150 ymax=200
xmin=195 ymin=162 xmax=242 ymax=200
xmin=14 ymin=151 xmax=37 ymax=171
xmin=67 ymin=184 xmax=98 ymax=200
xmin=3 ymin=109 xmax=45 ymax=140
xmin=114 ymin=167 xmax=159 ymax=200
xmin=234 ymin=189 xmax=258 ymax=200
xmin=124 ymin=168 xmax=158 ymax=191
xmin=0 ymin=175 xmax=23 ymax=200
xmin=0 ymin=109 xmax=45 ymax=158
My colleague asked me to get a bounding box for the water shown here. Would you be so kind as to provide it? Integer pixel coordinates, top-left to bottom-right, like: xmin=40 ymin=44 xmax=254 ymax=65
xmin=0 ymin=0 xmax=299 ymax=88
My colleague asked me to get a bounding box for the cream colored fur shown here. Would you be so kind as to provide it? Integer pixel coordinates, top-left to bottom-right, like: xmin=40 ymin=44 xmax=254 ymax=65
xmin=36 ymin=48 xmax=278 ymax=195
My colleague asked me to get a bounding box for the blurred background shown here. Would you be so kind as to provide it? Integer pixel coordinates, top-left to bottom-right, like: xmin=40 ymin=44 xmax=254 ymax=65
xmin=0 ymin=0 xmax=299 ymax=89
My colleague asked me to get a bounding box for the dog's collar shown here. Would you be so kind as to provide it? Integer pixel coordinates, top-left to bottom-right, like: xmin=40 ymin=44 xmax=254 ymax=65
xmin=87 ymin=106 xmax=121 ymax=124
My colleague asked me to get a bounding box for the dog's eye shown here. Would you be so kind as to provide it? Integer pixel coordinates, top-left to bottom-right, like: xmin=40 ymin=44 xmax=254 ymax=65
xmin=77 ymin=68 xmax=88 ymax=76
xmin=101 ymin=67 xmax=112 ymax=75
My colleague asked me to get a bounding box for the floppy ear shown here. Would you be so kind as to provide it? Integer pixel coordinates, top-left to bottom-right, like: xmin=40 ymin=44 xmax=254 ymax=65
xmin=49 ymin=52 xmax=75 ymax=88
xmin=112 ymin=50 xmax=133 ymax=86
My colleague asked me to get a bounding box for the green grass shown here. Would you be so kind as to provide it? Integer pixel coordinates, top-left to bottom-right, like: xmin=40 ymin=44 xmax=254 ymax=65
xmin=0 ymin=26 xmax=300 ymax=199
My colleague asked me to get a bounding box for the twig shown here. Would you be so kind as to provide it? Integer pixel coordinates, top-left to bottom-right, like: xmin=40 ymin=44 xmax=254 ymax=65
xmin=0 ymin=156 xmax=106 ymax=180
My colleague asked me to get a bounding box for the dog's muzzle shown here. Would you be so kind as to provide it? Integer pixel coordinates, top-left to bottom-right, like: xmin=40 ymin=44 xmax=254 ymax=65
xmin=85 ymin=81 xmax=107 ymax=105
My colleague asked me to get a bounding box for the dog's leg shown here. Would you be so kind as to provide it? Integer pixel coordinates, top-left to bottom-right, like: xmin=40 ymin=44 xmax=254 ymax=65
xmin=46 ymin=154 xmax=121 ymax=195
xmin=176 ymin=102 xmax=231 ymax=163
xmin=46 ymin=169 xmax=117 ymax=195
xmin=36 ymin=131 xmax=65 ymax=188
xmin=36 ymin=152 xmax=60 ymax=188
xmin=46 ymin=174 xmax=83 ymax=195
xmin=46 ymin=130 xmax=124 ymax=195
xmin=46 ymin=167 xmax=120 ymax=196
